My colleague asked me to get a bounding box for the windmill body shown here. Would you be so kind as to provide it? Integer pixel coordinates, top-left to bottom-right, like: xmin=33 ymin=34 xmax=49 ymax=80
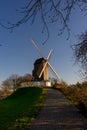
xmin=32 ymin=58 xmax=48 ymax=81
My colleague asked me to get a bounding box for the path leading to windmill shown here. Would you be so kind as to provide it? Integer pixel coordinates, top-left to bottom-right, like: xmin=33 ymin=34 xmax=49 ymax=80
xmin=29 ymin=88 xmax=87 ymax=130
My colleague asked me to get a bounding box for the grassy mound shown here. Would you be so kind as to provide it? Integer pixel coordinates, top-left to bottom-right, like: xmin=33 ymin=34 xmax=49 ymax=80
xmin=0 ymin=87 xmax=47 ymax=130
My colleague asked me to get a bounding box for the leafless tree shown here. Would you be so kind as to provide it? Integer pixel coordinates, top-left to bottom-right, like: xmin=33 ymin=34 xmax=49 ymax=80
xmin=1 ymin=0 xmax=87 ymax=43
xmin=21 ymin=74 xmax=33 ymax=82
xmin=2 ymin=74 xmax=20 ymax=91
xmin=73 ymin=31 xmax=87 ymax=79
xmin=2 ymin=79 xmax=11 ymax=91
xmin=1 ymin=73 xmax=33 ymax=91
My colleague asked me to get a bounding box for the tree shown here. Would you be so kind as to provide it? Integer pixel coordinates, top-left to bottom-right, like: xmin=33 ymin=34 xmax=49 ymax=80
xmin=2 ymin=74 xmax=33 ymax=91
xmin=1 ymin=0 xmax=87 ymax=43
xmin=9 ymin=74 xmax=20 ymax=91
xmin=18 ymin=74 xmax=33 ymax=87
xmin=21 ymin=74 xmax=33 ymax=82
xmin=73 ymin=31 xmax=87 ymax=79
xmin=2 ymin=74 xmax=20 ymax=92
xmin=2 ymin=79 xmax=11 ymax=91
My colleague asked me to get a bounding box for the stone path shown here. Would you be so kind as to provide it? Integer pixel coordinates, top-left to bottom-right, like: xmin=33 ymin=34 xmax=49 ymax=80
xmin=29 ymin=88 xmax=87 ymax=130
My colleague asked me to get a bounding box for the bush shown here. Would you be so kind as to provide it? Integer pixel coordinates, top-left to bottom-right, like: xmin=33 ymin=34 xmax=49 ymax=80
xmin=56 ymin=81 xmax=87 ymax=117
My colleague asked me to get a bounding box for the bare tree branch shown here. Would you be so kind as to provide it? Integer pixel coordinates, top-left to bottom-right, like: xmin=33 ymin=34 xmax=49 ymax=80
xmin=72 ymin=31 xmax=87 ymax=79
xmin=0 ymin=0 xmax=87 ymax=42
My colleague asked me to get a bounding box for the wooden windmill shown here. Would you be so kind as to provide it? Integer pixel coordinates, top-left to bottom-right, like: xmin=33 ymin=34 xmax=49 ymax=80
xmin=32 ymin=39 xmax=61 ymax=83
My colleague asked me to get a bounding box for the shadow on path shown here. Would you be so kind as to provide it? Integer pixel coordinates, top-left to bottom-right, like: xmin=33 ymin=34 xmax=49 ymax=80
xmin=29 ymin=88 xmax=87 ymax=130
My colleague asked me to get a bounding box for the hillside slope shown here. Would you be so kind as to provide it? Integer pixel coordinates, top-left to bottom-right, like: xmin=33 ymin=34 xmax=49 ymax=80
xmin=0 ymin=87 xmax=46 ymax=130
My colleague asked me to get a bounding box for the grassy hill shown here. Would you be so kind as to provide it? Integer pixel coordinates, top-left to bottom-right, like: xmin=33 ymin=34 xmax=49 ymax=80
xmin=0 ymin=87 xmax=47 ymax=130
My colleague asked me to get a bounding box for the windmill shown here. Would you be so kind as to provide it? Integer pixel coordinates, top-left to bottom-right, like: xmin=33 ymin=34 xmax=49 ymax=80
xmin=31 ymin=39 xmax=61 ymax=86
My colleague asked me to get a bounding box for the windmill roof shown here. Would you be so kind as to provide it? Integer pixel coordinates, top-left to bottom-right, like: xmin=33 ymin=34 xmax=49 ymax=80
xmin=34 ymin=57 xmax=45 ymax=65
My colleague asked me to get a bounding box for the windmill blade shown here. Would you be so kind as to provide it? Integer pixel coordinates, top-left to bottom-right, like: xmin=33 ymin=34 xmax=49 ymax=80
xmin=48 ymin=62 xmax=61 ymax=81
xmin=39 ymin=49 xmax=53 ymax=78
xmin=31 ymin=39 xmax=45 ymax=58
xmin=47 ymin=49 xmax=53 ymax=60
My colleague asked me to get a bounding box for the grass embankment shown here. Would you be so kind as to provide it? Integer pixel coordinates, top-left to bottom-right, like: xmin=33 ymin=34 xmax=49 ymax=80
xmin=0 ymin=87 xmax=47 ymax=130
xmin=54 ymin=82 xmax=87 ymax=117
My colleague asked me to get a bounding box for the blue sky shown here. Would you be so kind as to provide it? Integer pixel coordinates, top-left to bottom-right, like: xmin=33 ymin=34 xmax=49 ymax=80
xmin=0 ymin=1 xmax=87 ymax=85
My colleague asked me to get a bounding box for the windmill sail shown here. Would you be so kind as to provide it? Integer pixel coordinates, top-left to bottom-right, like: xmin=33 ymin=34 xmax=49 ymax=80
xmin=32 ymin=39 xmax=44 ymax=58
xmin=48 ymin=62 xmax=61 ymax=81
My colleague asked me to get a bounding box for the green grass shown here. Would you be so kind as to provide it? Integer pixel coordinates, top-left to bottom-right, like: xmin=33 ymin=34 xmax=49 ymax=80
xmin=0 ymin=87 xmax=47 ymax=130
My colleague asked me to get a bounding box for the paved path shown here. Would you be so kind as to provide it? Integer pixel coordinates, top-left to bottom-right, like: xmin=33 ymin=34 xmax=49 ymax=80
xmin=29 ymin=88 xmax=87 ymax=130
